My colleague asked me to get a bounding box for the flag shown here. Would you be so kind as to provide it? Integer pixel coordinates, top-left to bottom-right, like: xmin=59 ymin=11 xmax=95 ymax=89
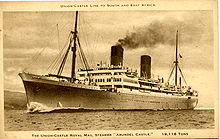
xmin=179 ymin=54 xmax=182 ymax=58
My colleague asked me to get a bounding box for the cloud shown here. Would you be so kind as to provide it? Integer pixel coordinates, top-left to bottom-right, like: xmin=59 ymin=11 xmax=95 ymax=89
xmin=4 ymin=47 xmax=60 ymax=58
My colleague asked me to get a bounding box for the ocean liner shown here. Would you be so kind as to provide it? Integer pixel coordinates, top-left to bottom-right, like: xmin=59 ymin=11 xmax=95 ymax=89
xmin=19 ymin=11 xmax=198 ymax=112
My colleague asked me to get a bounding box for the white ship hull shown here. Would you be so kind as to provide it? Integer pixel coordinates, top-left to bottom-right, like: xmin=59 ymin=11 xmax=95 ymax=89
xmin=19 ymin=72 xmax=198 ymax=112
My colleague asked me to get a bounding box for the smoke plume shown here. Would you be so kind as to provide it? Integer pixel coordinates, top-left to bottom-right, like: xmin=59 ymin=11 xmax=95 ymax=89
xmin=117 ymin=16 xmax=205 ymax=49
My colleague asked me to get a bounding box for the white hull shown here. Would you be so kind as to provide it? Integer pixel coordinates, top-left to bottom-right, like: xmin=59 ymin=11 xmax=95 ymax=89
xmin=19 ymin=73 xmax=198 ymax=112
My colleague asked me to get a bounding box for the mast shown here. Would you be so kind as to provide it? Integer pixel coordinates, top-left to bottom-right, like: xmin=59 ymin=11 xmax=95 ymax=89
xmin=55 ymin=11 xmax=90 ymax=81
xmin=175 ymin=30 xmax=178 ymax=86
xmin=71 ymin=11 xmax=78 ymax=80
xmin=167 ymin=30 xmax=188 ymax=87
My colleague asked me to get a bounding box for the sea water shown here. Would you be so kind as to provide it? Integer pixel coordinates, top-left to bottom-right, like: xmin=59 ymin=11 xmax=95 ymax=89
xmin=4 ymin=109 xmax=214 ymax=131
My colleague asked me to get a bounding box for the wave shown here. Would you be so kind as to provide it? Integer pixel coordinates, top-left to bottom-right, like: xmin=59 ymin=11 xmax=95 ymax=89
xmin=27 ymin=102 xmax=57 ymax=112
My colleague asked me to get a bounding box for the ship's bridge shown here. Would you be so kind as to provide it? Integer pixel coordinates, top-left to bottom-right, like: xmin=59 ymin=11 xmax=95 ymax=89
xmin=77 ymin=65 xmax=130 ymax=82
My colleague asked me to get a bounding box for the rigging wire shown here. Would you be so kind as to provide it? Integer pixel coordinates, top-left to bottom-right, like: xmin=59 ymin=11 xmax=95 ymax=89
xmin=80 ymin=15 xmax=96 ymax=67
xmin=177 ymin=65 xmax=188 ymax=85
xmin=23 ymin=47 xmax=47 ymax=72
xmin=47 ymin=33 xmax=71 ymax=73
xmin=52 ymin=42 xmax=70 ymax=73
xmin=77 ymin=41 xmax=86 ymax=69
xmin=47 ymin=12 xmax=81 ymax=75
xmin=45 ymin=13 xmax=76 ymax=73
xmin=23 ymin=12 xmax=74 ymax=73
xmin=49 ymin=12 xmax=82 ymax=76
xmin=166 ymin=62 xmax=188 ymax=86
xmin=76 ymin=35 xmax=91 ymax=81
xmin=23 ymin=24 xmax=62 ymax=71
xmin=80 ymin=14 xmax=111 ymax=67
xmin=56 ymin=24 xmax=60 ymax=51
xmin=76 ymin=36 xmax=90 ymax=70
xmin=167 ymin=65 xmax=175 ymax=83
xmin=57 ymin=39 xmax=72 ymax=75
xmin=47 ymin=34 xmax=70 ymax=72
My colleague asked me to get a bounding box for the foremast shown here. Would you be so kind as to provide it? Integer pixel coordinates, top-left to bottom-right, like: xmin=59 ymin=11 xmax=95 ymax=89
xmin=71 ymin=11 xmax=78 ymax=80
xmin=56 ymin=11 xmax=90 ymax=82
xmin=56 ymin=11 xmax=79 ymax=82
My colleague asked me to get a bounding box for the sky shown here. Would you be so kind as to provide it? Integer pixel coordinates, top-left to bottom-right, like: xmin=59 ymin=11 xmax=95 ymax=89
xmin=3 ymin=11 xmax=216 ymax=108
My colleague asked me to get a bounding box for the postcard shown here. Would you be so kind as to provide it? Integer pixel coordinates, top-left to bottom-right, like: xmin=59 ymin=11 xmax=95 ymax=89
xmin=0 ymin=0 xmax=218 ymax=138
